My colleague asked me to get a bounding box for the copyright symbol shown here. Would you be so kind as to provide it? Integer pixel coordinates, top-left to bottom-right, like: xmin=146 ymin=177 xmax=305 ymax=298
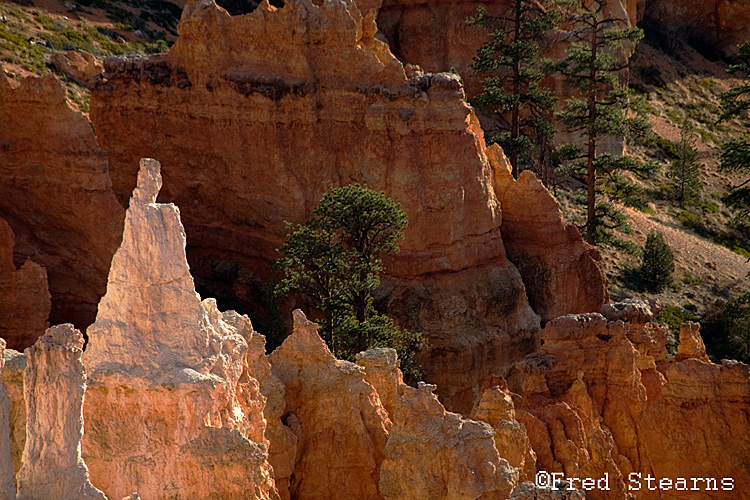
xmin=536 ymin=471 xmax=551 ymax=488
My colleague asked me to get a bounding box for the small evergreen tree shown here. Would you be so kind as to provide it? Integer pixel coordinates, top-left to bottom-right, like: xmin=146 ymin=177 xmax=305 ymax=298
xmin=556 ymin=0 xmax=649 ymax=244
xmin=276 ymin=184 xmax=422 ymax=372
xmin=468 ymin=0 xmax=560 ymax=179
xmin=718 ymin=41 xmax=750 ymax=227
xmin=669 ymin=121 xmax=702 ymax=208
xmin=638 ymin=231 xmax=674 ymax=292
xmin=701 ymin=292 xmax=750 ymax=364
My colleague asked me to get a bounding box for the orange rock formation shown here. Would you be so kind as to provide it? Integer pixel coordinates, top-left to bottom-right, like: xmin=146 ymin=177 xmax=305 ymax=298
xmin=0 ymin=219 xmax=50 ymax=351
xmin=505 ymin=302 xmax=750 ymax=500
xmin=0 ymin=73 xmax=123 ymax=331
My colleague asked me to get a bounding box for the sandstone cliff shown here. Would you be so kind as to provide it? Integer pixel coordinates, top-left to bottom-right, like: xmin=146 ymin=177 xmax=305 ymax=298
xmin=15 ymin=324 xmax=106 ymax=500
xmin=0 ymin=73 xmax=124 ymax=331
xmin=81 ymin=159 xmax=278 ymax=500
xmin=0 ymin=219 xmax=50 ymax=351
xmin=88 ymin=0 xmax=551 ymax=413
xmin=489 ymin=146 xmax=608 ymax=323
xmin=505 ymin=302 xmax=750 ymax=500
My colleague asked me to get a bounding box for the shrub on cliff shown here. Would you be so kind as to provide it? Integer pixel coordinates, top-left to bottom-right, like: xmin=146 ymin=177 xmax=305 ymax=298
xmin=276 ymin=184 xmax=423 ymax=374
xmin=638 ymin=231 xmax=674 ymax=292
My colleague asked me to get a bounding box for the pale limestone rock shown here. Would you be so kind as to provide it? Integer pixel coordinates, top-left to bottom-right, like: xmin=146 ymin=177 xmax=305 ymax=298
xmin=379 ymin=381 xmax=518 ymax=500
xmin=89 ymin=0 xmax=543 ymax=415
xmin=15 ymin=324 xmax=106 ymax=500
xmin=50 ymin=51 xmax=103 ymax=85
xmin=222 ymin=310 xmax=297 ymax=500
xmin=82 ymin=158 xmax=278 ymax=500
xmin=1 ymin=349 xmax=25 ymax=486
xmin=269 ymin=310 xmax=390 ymax=500
xmin=0 ymin=339 xmax=14 ymax=500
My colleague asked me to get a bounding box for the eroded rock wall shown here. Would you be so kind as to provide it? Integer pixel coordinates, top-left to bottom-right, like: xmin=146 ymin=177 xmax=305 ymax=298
xmin=15 ymin=324 xmax=106 ymax=500
xmin=505 ymin=302 xmax=750 ymax=500
xmin=489 ymin=145 xmax=608 ymax=323
xmin=0 ymin=219 xmax=50 ymax=351
xmin=0 ymin=73 xmax=123 ymax=330
xmin=0 ymin=339 xmax=14 ymax=500
xmin=89 ymin=0 xmax=544 ymax=413
xmin=81 ymin=159 xmax=278 ymax=500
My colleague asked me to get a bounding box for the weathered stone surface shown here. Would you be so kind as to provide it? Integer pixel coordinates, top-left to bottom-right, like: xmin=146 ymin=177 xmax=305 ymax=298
xmin=0 ymin=339 xmax=14 ymax=500
xmin=82 ymin=159 xmax=278 ymax=500
xmin=269 ymin=310 xmax=390 ymax=500
xmin=506 ymin=308 xmax=750 ymax=499
xmin=50 ymin=51 xmax=103 ymax=86
xmin=676 ymin=321 xmax=709 ymax=362
xmin=1 ymin=349 xmax=26 ymax=487
xmin=89 ymin=0 xmax=543 ymax=414
xmin=0 ymin=218 xmax=50 ymax=351
xmin=490 ymin=147 xmax=608 ymax=322
xmin=356 ymin=347 xmax=403 ymax=420
xmin=470 ymin=383 xmax=537 ymax=483
xmin=642 ymin=0 xmax=750 ymax=53
xmin=0 ymin=73 xmax=124 ymax=329
xmin=223 ymin=310 xmax=297 ymax=500
xmin=379 ymin=381 xmax=518 ymax=500
xmin=15 ymin=324 xmax=106 ymax=500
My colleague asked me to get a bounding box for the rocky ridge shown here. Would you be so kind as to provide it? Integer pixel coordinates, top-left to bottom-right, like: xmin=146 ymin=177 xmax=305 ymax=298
xmin=0 ymin=158 xmax=746 ymax=499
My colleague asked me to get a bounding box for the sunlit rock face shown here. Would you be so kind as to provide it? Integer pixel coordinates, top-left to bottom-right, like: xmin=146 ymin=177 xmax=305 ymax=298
xmin=15 ymin=324 xmax=106 ymax=500
xmin=88 ymin=0 xmax=553 ymax=413
xmin=82 ymin=159 xmax=278 ymax=500
xmin=506 ymin=302 xmax=750 ymax=500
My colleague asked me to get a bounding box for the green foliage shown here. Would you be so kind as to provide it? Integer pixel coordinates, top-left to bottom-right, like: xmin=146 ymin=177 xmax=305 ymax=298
xmin=718 ymin=41 xmax=750 ymax=225
xmin=638 ymin=231 xmax=674 ymax=292
xmin=668 ymin=122 xmax=702 ymax=207
xmin=468 ymin=1 xmax=560 ymax=178
xmin=681 ymin=271 xmax=701 ymax=286
xmin=701 ymin=292 xmax=750 ymax=364
xmin=555 ymin=0 xmax=647 ymax=243
xmin=276 ymin=185 xmax=422 ymax=373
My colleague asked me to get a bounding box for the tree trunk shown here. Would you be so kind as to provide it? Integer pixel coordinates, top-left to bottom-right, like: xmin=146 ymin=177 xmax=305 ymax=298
xmin=586 ymin=17 xmax=599 ymax=244
xmin=511 ymin=0 xmax=522 ymax=179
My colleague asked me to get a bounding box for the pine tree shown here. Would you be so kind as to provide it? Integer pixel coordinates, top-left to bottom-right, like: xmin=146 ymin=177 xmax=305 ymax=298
xmin=556 ymin=0 xmax=647 ymax=244
xmin=638 ymin=231 xmax=674 ymax=293
xmin=669 ymin=121 xmax=702 ymax=208
xmin=719 ymin=41 xmax=750 ymax=227
xmin=276 ymin=184 xmax=422 ymax=369
xmin=468 ymin=0 xmax=560 ymax=179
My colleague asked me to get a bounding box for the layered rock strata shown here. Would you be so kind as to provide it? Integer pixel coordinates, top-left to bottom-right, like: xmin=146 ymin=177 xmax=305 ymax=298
xmin=489 ymin=146 xmax=608 ymax=323
xmin=15 ymin=324 xmax=106 ymax=500
xmin=0 ymin=219 xmax=50 ymax=350
xmin=81 ymin=159 xmax=278 ymax=500
xmin=88 ymin=0 xmax=553 ymax=413
xmin=0 ymin=73 xmax=123 ymax=330
xmin=505 ymin=303 xmax=750 ymax=500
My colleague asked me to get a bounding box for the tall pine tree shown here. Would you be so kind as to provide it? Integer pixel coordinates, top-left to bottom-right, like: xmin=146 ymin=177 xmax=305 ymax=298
xmin=468 ymin=0 xmax=560 ymax=179
xmin=556 ymin=0 xmax=647 ymax=243
xmin=719 ymin=41 xmax=750 ymax=226
xmin=669 ymin=121 xmax=702 ymax=208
